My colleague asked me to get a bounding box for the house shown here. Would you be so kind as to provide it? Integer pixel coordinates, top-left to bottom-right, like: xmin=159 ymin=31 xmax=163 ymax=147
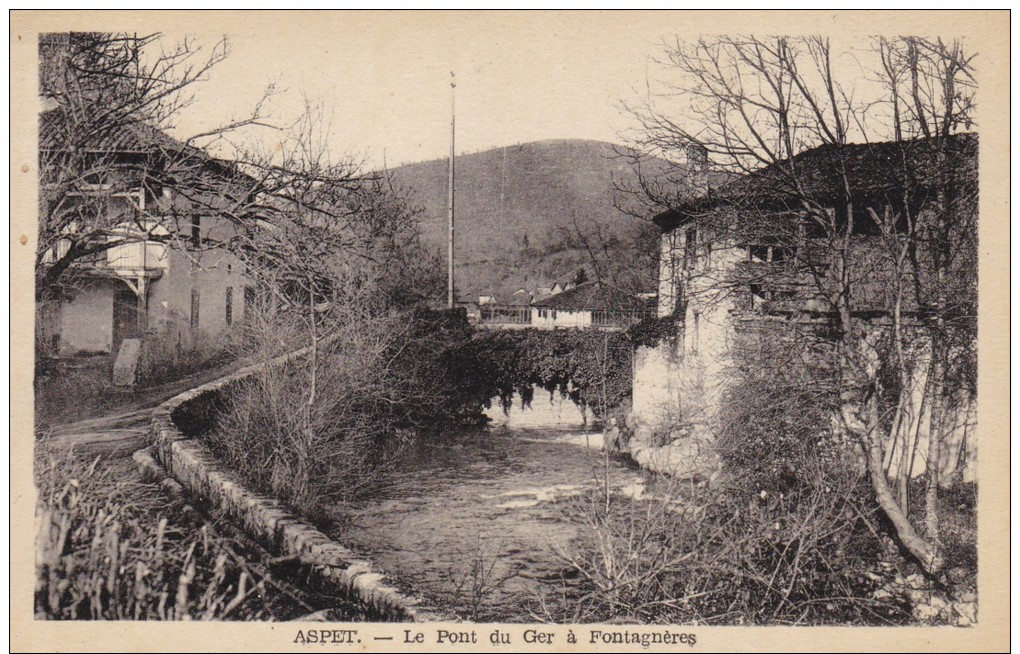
xmin=630 ymin=134 xmax=978 ymax=481
xmin=36 ymin=108 xmax=254 ymax=361
xmin=530 ymin=281 xmax=651 ymax=330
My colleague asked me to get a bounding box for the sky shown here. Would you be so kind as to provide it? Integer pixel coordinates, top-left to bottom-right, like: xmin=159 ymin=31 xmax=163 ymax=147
xmin=162 ymin=12 xmax=690 ymax=169
xmin=29 ymin=10 xmax=995 ymax=171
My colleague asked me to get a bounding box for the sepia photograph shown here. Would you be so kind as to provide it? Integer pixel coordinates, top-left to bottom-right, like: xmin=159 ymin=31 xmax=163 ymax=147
xmin=10 ymin=9 xmax=1010 ymax=652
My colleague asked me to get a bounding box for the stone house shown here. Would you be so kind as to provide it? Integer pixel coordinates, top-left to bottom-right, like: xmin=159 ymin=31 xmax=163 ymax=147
xmin=630 ymin=135 xmax=978 ymax=481
xmin=36 ymin=111 xmax=254 ymax=361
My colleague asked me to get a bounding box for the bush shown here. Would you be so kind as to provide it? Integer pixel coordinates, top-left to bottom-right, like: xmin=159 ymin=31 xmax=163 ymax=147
xmin=625 ymin=314 xmax=681 ymax=349
xmin=209 ymin=332 xmax=395 ymax=523
xmin=708 ymin=327 xmax=894 ymax=623
xmin=207 ymin=306 xmax=483 ymax=523
xmin=542 ymin=328 xmax=908 ymax=625
xmin=34 ymin=452 xmax=277 ymax=620
xmin=472 ymin=329 xmax=633 ymax=421
xmin=544 ymin=467 xmax=907 ymax=625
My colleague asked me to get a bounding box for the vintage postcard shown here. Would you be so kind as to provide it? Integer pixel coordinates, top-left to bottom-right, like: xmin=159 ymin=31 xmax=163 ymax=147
xmin=10 ymin=9 xmax=1010 ymax=652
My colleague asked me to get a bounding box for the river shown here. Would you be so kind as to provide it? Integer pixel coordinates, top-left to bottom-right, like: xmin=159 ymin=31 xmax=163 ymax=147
xmin=338 ymin=392 xmax=651 ymax=621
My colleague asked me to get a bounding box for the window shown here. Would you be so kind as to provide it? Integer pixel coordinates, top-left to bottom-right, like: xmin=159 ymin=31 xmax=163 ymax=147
xmin=684 ymin=226 xmax=698 ymax=261
xmin=244 ymin=286 xmax=256 ymax=320
xmin=190 ymin=215 xmax=202 ymax=248
xmin=749 ymin=244 xmax=790 ymax=264
xmin=691 ymin=311 xmax=700 ymax=354
xmin=190 ymin=288 xmax=200 ymax=329
xmin=225 ymin=287 xmax=233 ymax=327
xmin=749 ymin=284 xmax=767 ymax=311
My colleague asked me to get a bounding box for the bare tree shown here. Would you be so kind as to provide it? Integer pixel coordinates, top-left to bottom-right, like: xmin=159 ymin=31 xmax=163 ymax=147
xmin=36 ymin=32 xmax=275 ymax=300
xmin=207 ymin=100 xmax=446 ymax=519
xmin=626 ymin=35 xmax=977 ymax=576
xmin=549 ymin=211 xmax=659 ymax=295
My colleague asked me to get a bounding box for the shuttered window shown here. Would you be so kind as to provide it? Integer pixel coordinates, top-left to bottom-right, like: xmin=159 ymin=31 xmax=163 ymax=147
xmin=190 ymin=288 xmax=200 ymax=329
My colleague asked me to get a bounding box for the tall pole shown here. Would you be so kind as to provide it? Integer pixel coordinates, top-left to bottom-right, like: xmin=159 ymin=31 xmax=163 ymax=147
xmin=447 ymin=72 xmax=456 ymax=310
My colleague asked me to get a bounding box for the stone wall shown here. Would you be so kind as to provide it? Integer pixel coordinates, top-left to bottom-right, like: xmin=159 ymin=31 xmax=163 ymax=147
xmin=628 ymin=317 xmax=977 ymax=484
xmin=148 ymin=343 xmax=442 ymax=621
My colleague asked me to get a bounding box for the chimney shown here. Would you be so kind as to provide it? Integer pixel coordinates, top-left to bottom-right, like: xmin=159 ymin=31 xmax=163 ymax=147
xmin=686 ymin=142 xmax=709 ymax=196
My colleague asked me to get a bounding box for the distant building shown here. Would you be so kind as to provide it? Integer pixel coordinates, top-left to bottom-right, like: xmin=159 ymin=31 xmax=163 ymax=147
xmin=530 ymin=281 xmax=651 ymax=330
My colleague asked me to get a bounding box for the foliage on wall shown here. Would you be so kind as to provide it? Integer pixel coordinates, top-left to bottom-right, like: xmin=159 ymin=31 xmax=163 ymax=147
xmin=470 ymin=328 xmax=633 ymax=420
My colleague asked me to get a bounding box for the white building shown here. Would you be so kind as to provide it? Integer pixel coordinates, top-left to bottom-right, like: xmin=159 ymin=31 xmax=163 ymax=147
xmin=530 ymin=281 xmax=651 ymax=331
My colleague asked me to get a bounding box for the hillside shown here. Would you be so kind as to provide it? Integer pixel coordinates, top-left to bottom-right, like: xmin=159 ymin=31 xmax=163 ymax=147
xmin=385 ymin=139 xmax=668 ymax=301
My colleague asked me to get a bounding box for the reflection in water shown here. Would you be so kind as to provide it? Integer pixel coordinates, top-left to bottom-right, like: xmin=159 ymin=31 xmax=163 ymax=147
xmin=337 ymin=392 xmax=647 ymax=620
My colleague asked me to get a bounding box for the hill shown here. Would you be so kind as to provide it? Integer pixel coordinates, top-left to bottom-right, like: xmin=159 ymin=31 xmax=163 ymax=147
xmin=385 ymin=139 xmax=668 ymax=301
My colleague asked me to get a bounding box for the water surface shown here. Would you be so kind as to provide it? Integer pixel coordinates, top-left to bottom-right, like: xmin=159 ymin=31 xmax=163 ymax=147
xmin=340 ymin=393 xmax=648 ymax=620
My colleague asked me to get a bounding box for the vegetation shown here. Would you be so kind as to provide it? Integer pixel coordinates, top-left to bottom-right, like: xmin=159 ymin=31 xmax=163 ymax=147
xmin=34 ymin=31 xmax=979 ymax=629
xmin=34 ymin=450 xmax=313 ymax=620
xmin=136 ymin=329 xmax=234 ymax=386
xmin=37 ymin=32 xmax=269 ymax=300
xmin=527 ymin=35 xmax=980 ymax=626
xmin=207 ymin=308 xmax=488 ymax=522
xmin=541 ymin=332 xmax=949 ymax=625
xmin=624 ymin=35 xmax=977 ymax=578
xmin=472 ymin=329 xmax=634 ymax=422
xmin=625 ymin=314 xmax=682 ymax=349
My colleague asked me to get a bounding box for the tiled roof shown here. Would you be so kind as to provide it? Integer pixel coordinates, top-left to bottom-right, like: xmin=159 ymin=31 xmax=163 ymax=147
xmin=39 ymin=107 xmax=250 ymax=187
xmin=655 ymin=133 xmax=978 ymax=230
xmin=39 ymin=108 xmax=192 ymax=155
xmin=532 ymin=281 xmax=647 ymax=312
xmin=726 ymin=132 xmax=977 ymax=203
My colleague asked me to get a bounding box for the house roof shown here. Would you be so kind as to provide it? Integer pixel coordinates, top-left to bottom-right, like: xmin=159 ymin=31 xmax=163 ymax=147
xmin=654 ymin=133 xmax=979 ymax=232
xmin=506 ymin=292 xmax=533 ymax=306
xmin=532 ymin=281 xmax=647 ymax=312
xmin=40 ymin=107 xmax=191 ymax=155
xmin=40 ymin=107 xmax=254 ymax=193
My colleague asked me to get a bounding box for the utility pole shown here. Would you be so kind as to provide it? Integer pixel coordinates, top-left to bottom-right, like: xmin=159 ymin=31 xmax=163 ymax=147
xmin=447 ymin=71 xmax=456 ymax=310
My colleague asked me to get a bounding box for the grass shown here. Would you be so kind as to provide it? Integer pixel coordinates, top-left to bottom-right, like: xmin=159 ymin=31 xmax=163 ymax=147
xmin=34 ymin=448 xmax=361 ymax=621
xmin=34 ymin=354 xmax=120 ymax=429
xmin=905 ymin=478 xmax=977 ymax=581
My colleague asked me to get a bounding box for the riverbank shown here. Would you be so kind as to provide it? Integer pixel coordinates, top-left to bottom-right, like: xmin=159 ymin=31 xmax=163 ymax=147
xmin=33 ymin=432 xmax=353 ymax=620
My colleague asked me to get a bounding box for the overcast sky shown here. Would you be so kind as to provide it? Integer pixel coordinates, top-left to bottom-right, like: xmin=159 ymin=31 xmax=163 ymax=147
xmin=165 ymin=12 xmax=693 ymax=169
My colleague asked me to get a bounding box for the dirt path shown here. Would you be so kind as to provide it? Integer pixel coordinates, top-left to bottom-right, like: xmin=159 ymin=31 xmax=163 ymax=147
xmin=36 ymin=359 xmax=246 ymax=459
xmin=43 ymin=407 xmax=151 ymax=454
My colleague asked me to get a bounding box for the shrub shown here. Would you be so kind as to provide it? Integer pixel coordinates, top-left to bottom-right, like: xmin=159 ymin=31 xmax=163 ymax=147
xmin=544 ymin=467 xmax=907 ymax=625
xmin=542 ymin=327 xmax=908 ymax=626
xmin=209 ymin=333 xmax=396 ymax=523
xmin=625 ymin=314 xmax=681 ymax=349
xmin=206 ymin=306 xmax=481 ymax=523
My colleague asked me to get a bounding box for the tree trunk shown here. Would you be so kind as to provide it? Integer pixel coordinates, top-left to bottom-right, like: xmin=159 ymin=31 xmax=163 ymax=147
xmin=924 ymin=350 xmax=945 ymax=541
xmin=897 ymin=361 xmax=931 ymax=513
xmin=847 ymin=402 xmax=945 ymax=575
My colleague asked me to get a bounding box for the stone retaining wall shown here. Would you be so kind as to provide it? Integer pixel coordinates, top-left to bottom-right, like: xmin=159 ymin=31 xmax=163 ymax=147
xmin=148 ymin=345 xmax=442 ymax=622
